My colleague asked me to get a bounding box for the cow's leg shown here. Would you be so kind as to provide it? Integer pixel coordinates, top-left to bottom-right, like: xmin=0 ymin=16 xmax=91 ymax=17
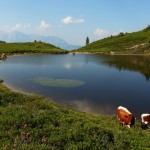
xmin=141 ymin=122 xmax=148 ymax=129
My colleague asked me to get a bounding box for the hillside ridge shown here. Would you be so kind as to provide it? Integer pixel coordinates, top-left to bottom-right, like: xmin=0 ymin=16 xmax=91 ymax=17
xmin=75 ymin=27 xmax=150 ymax=54
xmin=0 ymin=41 xmax=68 ymax=54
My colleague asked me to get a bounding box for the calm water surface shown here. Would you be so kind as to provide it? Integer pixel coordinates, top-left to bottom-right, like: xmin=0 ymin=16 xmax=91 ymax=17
xmin=0 ymin=54 xmax=150 ymax=118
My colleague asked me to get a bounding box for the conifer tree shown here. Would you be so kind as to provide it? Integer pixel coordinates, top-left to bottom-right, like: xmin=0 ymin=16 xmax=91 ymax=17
xmin=86 ymin=37 xmax=89 ymax=45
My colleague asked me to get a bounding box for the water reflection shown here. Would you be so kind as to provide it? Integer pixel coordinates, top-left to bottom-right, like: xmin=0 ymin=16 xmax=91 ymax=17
xmin=64 ymin=63 xmax=72 ymax=70
xmin=64 ymin=99 xmax=116 ymax=115
xmin=99 ymin=55 xmax=150 ymax=81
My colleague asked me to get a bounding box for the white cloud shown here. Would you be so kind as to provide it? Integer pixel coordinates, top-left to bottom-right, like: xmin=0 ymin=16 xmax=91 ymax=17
xmin=76 ymin=19 xmax=85 ymax=23
xmin=62 ymin=16 xmax=84 ymax=24
xmin=94 ymin=28 xmax=109 ymax=37
xmin=64 ymin=63 xmax=72 ymax=69
xmin=24 ymin=24 xmax=31 ymax=28
xmin=11 ymin=23 xmax=31 ymax=31
xmin=13 ymin=24 xmax=22 ymax=29
xmin=12 ymin=23 xmax=22 ymax=30
xmin=62 ymin=16 xmax=73 ymax=24
xmin=39 ymin=20 xmax=50 ymax=30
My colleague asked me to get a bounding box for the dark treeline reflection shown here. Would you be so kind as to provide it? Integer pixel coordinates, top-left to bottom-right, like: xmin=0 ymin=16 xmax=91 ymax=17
xmin=96 ymin=55 xmax=150 ymax=81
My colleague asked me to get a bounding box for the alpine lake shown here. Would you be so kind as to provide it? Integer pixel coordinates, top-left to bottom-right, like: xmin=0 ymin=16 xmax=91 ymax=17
xmin=0 ymin=54 xmax=150 ymax=119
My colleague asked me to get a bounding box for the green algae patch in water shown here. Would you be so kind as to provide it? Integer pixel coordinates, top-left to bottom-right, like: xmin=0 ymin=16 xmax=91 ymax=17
xmin=32 ymin=77 xmax=85 ymax=88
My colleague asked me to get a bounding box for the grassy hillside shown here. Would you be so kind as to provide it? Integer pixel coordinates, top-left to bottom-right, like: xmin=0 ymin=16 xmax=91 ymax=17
xmin=0 ymin=82 xmax=149 ymax=149
xmin=0 ymin=42 xmax=68 ymax=54
xmin=75 ymin=27 xmax=150 ymax=54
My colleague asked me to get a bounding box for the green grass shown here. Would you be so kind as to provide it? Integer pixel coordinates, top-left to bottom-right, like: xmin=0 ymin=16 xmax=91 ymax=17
xmin=0 ymin=42 xmax=68 ymax=54
xmin=0 ymin=79 xmax=3 ymax=83
xmin=0 ymin=83 xmax=150 ymax=149
xmin=75 ymin=27 xmax=150 ymax=54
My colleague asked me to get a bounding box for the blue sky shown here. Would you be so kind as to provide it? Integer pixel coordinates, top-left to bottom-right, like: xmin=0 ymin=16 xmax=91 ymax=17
xmin=0 ymin=0 xmax=150 ymax=45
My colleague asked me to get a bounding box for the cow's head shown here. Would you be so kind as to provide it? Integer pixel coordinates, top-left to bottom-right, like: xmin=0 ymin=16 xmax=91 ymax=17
xmin=141 ymin=122 xmax=148 ymax=129
xmin=130 ymin=115 xmax=136 ymax=126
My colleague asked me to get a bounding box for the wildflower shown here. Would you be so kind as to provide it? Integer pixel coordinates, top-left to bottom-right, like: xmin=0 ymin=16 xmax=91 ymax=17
xmin=24 ymin=123 xmax=28 ymax=129
xmin=41 ymin=138 xmax=48 ymax=143
xmin=21 ymin=132 xmax=25 ymax=136
xmin=26 ymin=133 xmax=30 ymax=138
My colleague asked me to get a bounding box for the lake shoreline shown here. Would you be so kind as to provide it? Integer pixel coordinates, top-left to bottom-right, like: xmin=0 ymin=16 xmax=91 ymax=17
xmin=1 ymin=49 xmax=150 ymax=58
xmin=70 ymin=51 xmax=150 ymax=56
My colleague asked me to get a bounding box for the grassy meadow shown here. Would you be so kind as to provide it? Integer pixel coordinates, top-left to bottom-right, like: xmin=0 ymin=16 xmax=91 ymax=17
xmin=74 ymin=27 xmax=150 ymax=54
xmin=0 ymin=82 xmax=150 ymax=149
xmin=0 ymin=42 xmax=68 ymax=54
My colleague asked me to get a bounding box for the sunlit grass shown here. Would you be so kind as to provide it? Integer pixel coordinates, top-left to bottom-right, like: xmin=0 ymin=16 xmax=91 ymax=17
xmin=75 ymin=28 xmax=150 ymax=54
xmin=0 ymin=42 xmax=68 ymax=54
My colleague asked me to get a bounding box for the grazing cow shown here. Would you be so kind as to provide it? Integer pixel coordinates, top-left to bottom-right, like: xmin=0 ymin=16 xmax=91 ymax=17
xmin=141 ymin=114 xmax=150 ymax=129
xmin=117 ymin=106 xmax=136 ymax=128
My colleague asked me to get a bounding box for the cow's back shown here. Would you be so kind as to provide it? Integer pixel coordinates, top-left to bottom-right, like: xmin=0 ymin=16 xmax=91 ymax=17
xmin=141 ymin=114 xmax=150 ymax=123
xmin=117 ymin=107 xmax=132 ymax=125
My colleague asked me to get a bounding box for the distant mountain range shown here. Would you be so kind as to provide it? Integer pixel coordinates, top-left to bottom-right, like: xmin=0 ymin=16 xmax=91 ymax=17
xmin=0 ymin=31 xmax=82 ymax=50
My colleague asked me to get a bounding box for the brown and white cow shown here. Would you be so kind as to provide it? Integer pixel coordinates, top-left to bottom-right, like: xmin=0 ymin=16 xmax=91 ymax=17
xmin=141 ymin=114 xmax=150 ymax=129
xmin=117 ymin=106 xmax=136 ymax=128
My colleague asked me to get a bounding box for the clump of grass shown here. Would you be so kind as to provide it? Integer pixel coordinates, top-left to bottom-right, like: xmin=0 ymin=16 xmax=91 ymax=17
xmin=0 ymin=78 xmax=3 ymax=83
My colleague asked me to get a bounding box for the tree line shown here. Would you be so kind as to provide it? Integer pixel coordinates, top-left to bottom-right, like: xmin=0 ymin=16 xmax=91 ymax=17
xmin=0 ymin=40 xmax=6 ymax=43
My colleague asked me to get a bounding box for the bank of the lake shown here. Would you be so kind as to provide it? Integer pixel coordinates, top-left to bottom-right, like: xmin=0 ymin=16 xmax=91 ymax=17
xmin=0 ymin=82 xmax=150 ymax=149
